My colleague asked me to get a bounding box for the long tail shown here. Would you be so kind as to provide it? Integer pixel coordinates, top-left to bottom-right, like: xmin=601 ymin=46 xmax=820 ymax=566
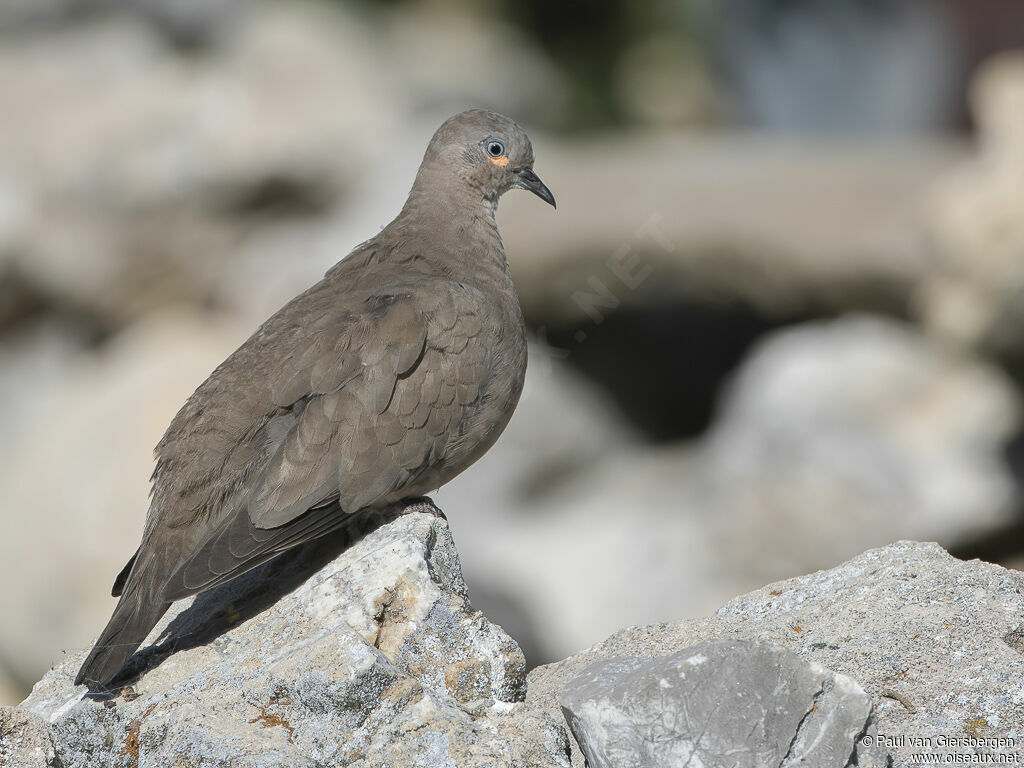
xmin=75 ymin=585 xmax=171 ymax=689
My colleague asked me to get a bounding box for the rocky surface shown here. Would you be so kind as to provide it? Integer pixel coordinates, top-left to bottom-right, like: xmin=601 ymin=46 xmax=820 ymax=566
xmin=0 ymin=707 xmax=58 ymax=768
xmin=7 ymin=518 xmax=1023 ymax=767
xmin=0 ymin=4 xmax=402 ymax=328
xmin=560 ymin=639 xmax=886 ymax=768
xmin=528 ymin=541 xmax=1024 ymax=768
xmin=9 ymin=512 xmax=570 ymax=768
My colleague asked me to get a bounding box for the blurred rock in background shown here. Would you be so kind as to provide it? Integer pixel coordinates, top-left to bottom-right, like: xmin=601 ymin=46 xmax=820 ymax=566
xmin=438 ymin=317 xmax=1020 ymax=662
xmin=921 ymin=53 xmax=1024 ymax=370
xmin=5 ymin=0 xmax=1024 ymax=705
xmin=700 ymin=316 xmax=1020 ymax=584
xmin=0 ymin=312 xmax=247 ymax=696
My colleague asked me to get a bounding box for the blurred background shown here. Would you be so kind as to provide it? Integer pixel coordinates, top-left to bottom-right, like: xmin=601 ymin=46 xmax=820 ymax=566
xmin=3 ymin=0 xmax=1024 ymax=705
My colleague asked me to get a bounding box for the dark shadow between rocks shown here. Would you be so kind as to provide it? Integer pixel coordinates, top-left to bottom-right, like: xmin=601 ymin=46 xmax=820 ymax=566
xmin=533 ymin=301 xmax=821 ymax=442
xmin=86 ymin=506 xmax=404 ymax=701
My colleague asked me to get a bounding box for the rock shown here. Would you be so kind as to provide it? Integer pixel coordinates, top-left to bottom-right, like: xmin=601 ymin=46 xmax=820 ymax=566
xmin=129 ymin=0 xmax=243 ymax=49
xmin=499 ymin=133 xmax=961 ymax=327
xmin=0 ymin=708 xmax=57 ymax=768
xmin=0 ymin=6 xmax=400 ymax=328
xmin=527 ymin=541 xmax=1024 ymax=768
xmin=14 ymin=512 xmax=570 ymax=768
xmin=920 ymin=52 xmax=1024 ymax=359
xmin=701 ymin=315 xmax=1021 ymax=585
xmin=10 ymin=520 xmax=1023 ymax=767
xmin=0 ymin=0 xmax=241 ymax=45
xmin=560 ymin=639 xmax=885 ymax=768
xmin=381 ymin=4 xmax=568 ymax=128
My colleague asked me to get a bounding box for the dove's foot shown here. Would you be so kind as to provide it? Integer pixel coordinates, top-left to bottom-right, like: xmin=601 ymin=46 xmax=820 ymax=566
xmin=400 ymin=496 xmax=447 ymax=521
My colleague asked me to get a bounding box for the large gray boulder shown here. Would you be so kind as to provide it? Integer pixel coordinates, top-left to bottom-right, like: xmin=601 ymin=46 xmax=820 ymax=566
xmin=9 ymin=512 xmax=569 ymax=768
xmin=560 ymin=639 xmax=886 ymax=768
xmin=528 ymin=541 xmax=1024 ymax=768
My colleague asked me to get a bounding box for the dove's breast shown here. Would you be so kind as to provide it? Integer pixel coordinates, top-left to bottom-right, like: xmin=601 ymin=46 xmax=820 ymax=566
xmin=399 ymin=273 xmax=527 ymax=494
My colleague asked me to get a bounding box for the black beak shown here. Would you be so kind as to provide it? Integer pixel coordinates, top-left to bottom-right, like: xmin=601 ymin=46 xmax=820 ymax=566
xmin=515 ymin=168 xmax=556 ymax=208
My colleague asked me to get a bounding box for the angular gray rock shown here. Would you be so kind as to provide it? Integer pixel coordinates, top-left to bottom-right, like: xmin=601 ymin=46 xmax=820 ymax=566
xmin=527 ymin=541 xmax=1024 ymax=768
xmin=9 ymin=512 xmax=570 ymax=768
xmin=560 ymin=639 xmax=886 ymax=768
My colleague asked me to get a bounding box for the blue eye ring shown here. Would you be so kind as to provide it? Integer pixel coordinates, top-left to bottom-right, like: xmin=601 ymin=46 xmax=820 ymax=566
xmin=485 ymin=139 xmax=506 ymax=158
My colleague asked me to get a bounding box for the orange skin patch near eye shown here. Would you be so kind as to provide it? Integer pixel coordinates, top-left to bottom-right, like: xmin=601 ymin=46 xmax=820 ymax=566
xmin=489 ymin=156 xmax=510 ymax=167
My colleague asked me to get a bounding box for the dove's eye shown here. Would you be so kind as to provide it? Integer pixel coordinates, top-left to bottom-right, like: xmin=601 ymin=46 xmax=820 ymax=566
xmin=486 ymin=140 xmax=506 ymax=158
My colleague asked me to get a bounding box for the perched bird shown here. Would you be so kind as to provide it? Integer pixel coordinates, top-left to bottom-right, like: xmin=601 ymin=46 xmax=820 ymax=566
xmin=76 ymin=109 xmax=555 ymax=689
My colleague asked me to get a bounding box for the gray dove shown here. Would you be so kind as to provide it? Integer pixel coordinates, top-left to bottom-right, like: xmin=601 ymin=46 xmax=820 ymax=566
xmin=75 ymin=109 xmax=555 ymax=689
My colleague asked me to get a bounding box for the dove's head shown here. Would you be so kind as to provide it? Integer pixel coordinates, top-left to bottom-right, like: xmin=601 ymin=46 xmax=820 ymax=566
xmin=416 ymin=109 xmax=555 ymax=209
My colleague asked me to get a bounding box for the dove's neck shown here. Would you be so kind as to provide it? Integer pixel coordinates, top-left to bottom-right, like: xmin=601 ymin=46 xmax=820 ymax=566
xmin=392 ymin=177 xmax=509 ymax=280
